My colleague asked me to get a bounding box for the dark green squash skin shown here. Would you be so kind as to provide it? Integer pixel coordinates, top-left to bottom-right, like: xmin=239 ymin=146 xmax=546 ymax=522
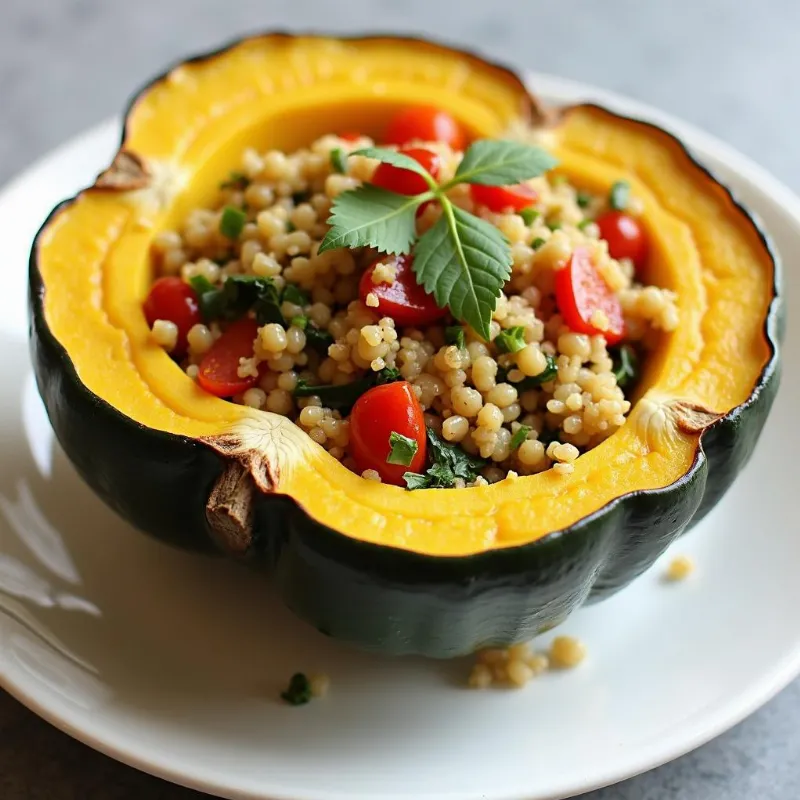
xmin=28 ymin=36 xmax=783 ymax=658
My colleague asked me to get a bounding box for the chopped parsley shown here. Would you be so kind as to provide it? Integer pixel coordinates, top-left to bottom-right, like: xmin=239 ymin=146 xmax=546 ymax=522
xmin=387 ymin=432 xmax=419 ymax=467
xmin=609 ymin=180 xmax=630 ymax=211
xmin=219 ymin=206 xmax=247 ymax=240
xmin=286 ymin=220 xmax=297 ymax=233
xmin=330 ymin=147 xmax=348 ymax=174
xmin=304 ymin=325 xmax=334 ymax=354
xmin=190 ymin=274 xmax=283 ymax=325
xmin=577 ymin=218 xmax=593 ymax=231
xmin=497 ymin=353 xmax=558 ymax=390
xmin=510 ymin=425 xmax=533 ymax=450
xmin=546 ymin=220 xmax=562 ymax=232
xmin=445 ymin=325 xmax=466 ymax=349
xmin=290 ymin=315 xmax=308 ymax=330
xmin=282 ymin=283 xmax=310 ymax=307
xmin=403 ymin=428 xmax=486 ymax=490
xmin=612 ymin=344 xmax=638 ymax=388
xmin=494 ymin=326 xmax=527 ymax=354
xmin=576 ymin=190 xmax=592 ymax=209
xmin=531 ymin=237 xmax=546 ymax=250
xmin=518 ymin=207 xmax=540 ymax=226
xmin=281 ymin=673 xmax=312 ymax=706
xmin=293 ymin=367 xmax=400 ymax=412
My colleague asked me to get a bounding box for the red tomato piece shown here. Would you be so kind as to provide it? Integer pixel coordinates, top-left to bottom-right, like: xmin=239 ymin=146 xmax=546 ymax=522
xmin=350 ymin=381 xmax=427 ymax=485
xmin=143 ymin=277 xmax=201 ymax=356
xmin=338 ymin=131 xmax=362 ymax=142
xmin=197 ymin=318 xmax=261 ymax=397
xmin=470 ymin=183 xmax=538 ymax=212
xmin=595 ymin=211 xmax=648 ymax=270
xmin=554 ymin=247 xmax=625 ymax=345
xmin=359 ymin=254 xmax=448 ymax=327
xmin=384 ymin=106 xmax=466 ymax=150
xmin=371 ymin=147 xmax=440 ymax=196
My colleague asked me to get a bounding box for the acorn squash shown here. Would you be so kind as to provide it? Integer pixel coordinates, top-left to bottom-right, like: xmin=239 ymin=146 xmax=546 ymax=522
xmin=29 ymin=34 xmax=782 ymax=657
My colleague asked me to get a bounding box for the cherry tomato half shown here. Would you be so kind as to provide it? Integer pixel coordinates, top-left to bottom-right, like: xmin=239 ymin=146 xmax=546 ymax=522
xmin=350 ymin=381 xmax=427 ymax=485
xmin=470 ymin=183 xmax=538 ymax=213
xmin=359 ymin=254 xmax=448 ymax=327
xmin=384 ymin=106 xmax=466 ymax=151
xmin=143 ymin=277 xmax=201 ymax=357
xmin=595 ymin=211 xmax=648 ymax=270
xmin=197 ymin=318 xmax=261 ymax=397
xmin=371 ymin=147 xmax=440 ymax=196
xmin=554 ymin=247 xmax=625 ymax=345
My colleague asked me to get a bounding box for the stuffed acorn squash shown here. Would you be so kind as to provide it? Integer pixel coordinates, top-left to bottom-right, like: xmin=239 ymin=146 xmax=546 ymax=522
xmin=30 ymin=34 xmax=782 ymax=657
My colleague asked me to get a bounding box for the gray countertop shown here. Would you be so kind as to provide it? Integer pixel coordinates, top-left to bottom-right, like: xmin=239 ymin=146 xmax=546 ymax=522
xmin=2 ymin=0 xmax=798 ymax=797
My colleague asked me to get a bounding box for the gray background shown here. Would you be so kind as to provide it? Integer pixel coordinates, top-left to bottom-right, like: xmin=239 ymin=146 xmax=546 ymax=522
xmin=1 ymin=0 xmax=798 ymax=798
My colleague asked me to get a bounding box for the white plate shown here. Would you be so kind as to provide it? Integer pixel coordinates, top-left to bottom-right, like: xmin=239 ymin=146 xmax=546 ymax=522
xmin=0 ymin=71 xmax=798 ymax=800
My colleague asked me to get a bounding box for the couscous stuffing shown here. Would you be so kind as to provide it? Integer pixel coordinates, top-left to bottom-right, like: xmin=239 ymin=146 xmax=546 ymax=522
xmin=145 ymin=105 xmax=677 ymax=487
xmin=468 ymin=636 xmax=585 ymax=689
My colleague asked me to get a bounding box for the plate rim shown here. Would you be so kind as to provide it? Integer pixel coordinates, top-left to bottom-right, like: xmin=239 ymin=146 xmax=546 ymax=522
xmin=2 ymin=68 xmax=799 ymax=800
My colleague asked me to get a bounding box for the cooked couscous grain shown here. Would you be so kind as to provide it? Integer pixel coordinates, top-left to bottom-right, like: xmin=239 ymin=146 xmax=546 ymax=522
xmin=665 ymin=555 xmax=695 ymax=582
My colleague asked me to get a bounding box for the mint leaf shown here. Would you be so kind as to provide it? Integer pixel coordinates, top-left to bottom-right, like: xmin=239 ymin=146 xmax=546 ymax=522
xmin=495 ymin=326 xmax=527 ymax=354
xmin=353 ymin=147 xmax=434 ymax=181
xmin=453 ymin=140 xmax=558 ymax=186
xmin=387 ymin=432 xmax=419 ymax=467
xmin=319 ymin=185 xmax=421 ymax=255
xmin=609 ymin=180 xmax=630 ymax=211
xmin=510 ymin=425 xmax=532 ymax=450
xmin=413 ymin=203 xmax=510 ymax=339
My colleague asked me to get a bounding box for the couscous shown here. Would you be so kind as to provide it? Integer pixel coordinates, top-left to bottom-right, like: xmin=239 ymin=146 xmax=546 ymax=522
xmin=145 ymin=105 xmax=677 ymax=487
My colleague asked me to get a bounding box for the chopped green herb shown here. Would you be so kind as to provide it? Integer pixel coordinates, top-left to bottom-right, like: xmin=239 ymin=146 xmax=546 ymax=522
xmin=387 ymin=431 xmax=419 ymax=467
xmin=531 ymin=237 xmax=546 ymax=250
xmin=502 ymin=353 xmax=558 ymax=391
xmin=219 ymin=206 xmax=246 ymax=240
xmin=494 ymin=326 xmax=527 ymax=354
xmin=321 ymin=138 xmax=559 ymax=339
xmin=510 ymin=425 xmax=532 ymax=450
xmin=294 ymin=367 xmax=400 ymax=412
xmin=194 ymin=274 xmax=283 ymax=325
xmin=609 ymin=180 xmax=630 ymax=211
xmin=518 ymin=207 xmax=540 ymax=226
xmin=577 ymin=218 xmax=593 ymax=231
xmin=281 ymin=673 xmax=312 ymax=706
xmin=612 ymin=344 xmax=638 ymax=388
xmin=402 ymin=472 xmax=431 ymax=490
xmin=538 ymin=428 xmax=561 ymax=447
xmin=219 ymin=171 xmax=250 ymax=191
xmin=330 ymin=147 xmax=348 ymax=174
xmin=576 ymin=190 xmax=592 ymax=209
xmin=445 ymin=325 xmax=466 ymax=349
xmin=290 ymin=315 xmax=308 ymax=330
xmin=282 ymin=283 xmax=310 ymax=307
xmin=304 ymin=325 xmax=334 ymax=355
xmin=286 ymin=220 xmax=297 ymax=233
xmin=546 ymin=221 xmax=562 ymax=231
xmin=403 ymin=427 xmax=486 ymax=490
xmin=189 ymin=275 xmax=215 ymax=296
xmin=291 ymin=191 xmax=312 ymax=206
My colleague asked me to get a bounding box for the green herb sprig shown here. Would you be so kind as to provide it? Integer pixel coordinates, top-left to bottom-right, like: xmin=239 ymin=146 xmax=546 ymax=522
xmin=319 ymin=141 xmax=558 ymax=339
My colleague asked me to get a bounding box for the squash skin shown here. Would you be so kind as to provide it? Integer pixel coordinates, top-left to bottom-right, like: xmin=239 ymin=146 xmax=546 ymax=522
xmin=28 ymin=36 xmax=783 ymax=657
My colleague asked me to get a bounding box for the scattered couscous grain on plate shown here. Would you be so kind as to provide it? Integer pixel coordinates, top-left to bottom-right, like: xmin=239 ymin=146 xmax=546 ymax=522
xmin=145 ymin=105 xmax=678 ymax=488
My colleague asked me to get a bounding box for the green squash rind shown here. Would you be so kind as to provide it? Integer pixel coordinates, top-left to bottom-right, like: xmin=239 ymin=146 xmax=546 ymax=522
xmin=28 ymin=37 xmax=783 ymax=658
